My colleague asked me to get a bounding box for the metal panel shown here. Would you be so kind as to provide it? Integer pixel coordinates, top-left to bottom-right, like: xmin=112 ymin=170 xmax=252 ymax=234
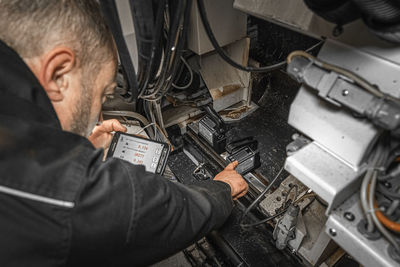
xmin=286 ymin=39 xmax=400 ymax=167
xmin=285 ymin=142 xmax=364 ymax=213
xmin=318 ymin=41 xmax=400 ymax=98
xmin=233 ymin=0 xmax=397 ymax=49
xmin=288 ymin=87 xmax=378 ymax=168
xmin=188 ymin=0 xmax=247 ymax=55
xmin=199 ymin=38 xmax=251 ymax=112
xmin=326 ymin=195 xmax=399 ymax=267
xmin=115 ymin=0 xmax=138 ymax=70
xmin=288 ymin=40 xmax=400 ymax=168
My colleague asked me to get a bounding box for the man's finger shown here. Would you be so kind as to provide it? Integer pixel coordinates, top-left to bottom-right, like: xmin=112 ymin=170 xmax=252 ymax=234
xmin=111 ymin=120 xmax=127 ymax=132
xmin=233 ymin=185 xmax=248 ymax=200
xmin=99 ymin=119 xmax=126 ymax=133
xmin=224 ymin=161 xmax=238 ymax=171
xmin=96 ymin=119 xmax=115 ymax=133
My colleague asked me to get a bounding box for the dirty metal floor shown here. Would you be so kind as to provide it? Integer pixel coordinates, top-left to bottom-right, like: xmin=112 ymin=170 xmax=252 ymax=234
xmin=166 ymin=19 xmax=322 ymax=267
xmin=167 ymin=69 xmax=302 ymax=267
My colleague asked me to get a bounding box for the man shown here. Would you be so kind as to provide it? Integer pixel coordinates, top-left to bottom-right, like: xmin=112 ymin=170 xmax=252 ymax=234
xmin=0 ymin=0 xmax=248 ymax=266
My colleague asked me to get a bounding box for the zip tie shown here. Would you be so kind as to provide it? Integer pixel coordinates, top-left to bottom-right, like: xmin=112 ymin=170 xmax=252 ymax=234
xmin=366 ymin=166 xmax=385 ymax=171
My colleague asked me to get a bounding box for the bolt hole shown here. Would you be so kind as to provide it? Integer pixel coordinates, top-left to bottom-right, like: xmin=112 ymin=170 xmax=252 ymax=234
xmin=276 ymin=197 xmax=281 ymax=201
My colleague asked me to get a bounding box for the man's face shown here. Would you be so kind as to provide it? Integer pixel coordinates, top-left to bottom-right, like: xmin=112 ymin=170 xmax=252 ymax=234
xmin=25 ymin=46 xmax=117 ymax=137
xmin=70 ymin=60 xmax=117 ymax=137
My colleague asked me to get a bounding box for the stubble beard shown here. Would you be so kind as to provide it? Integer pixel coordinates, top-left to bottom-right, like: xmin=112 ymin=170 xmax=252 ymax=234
xmin=69 ymin=78 xmax=94 ymax=137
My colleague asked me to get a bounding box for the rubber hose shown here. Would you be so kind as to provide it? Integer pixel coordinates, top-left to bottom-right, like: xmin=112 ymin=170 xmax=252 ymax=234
xmin=352 ymin=0 xmax=400 ymax=24
xmin=352 ymin=0 xmax=400 ymax=43
xmin=304 ymin=0 xmax=360 ymax=25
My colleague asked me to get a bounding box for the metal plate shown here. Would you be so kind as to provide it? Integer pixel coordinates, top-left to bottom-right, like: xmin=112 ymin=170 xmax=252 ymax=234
xmin=318 ymin=41 xmax=400 ymax=98
xmin=326 ymin=194 xmax=400 ymax=267
xmin=188 ymin=0 xmax=247 ymax=55
xmin=288 ymin=86 xmax=379 ymax=168
xmin=285 ymin=142 xmax=365 ymax=213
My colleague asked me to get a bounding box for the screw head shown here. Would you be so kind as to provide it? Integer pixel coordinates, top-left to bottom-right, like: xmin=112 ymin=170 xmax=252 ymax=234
xmin=342 ymin=89 xmax=349 ymax=96
xmin=344 ymin=212 xmax=355 ymax=221
xmin=384 ymin=181 xmax=392 ymax=188
xmin=333 ymin=25 xmax=343 ymax=37
xmin=329 ymin=228 xmax=337 ymax=237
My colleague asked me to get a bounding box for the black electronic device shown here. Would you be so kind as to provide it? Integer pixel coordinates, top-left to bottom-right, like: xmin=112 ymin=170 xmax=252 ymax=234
xmin=227 ymin=146 xmax=260 ymax=175
xmin=198 ymin=116 xmax=227 ymax=154
xmin=226 ymin=136 xmax=258 ymax=154
xmin=107 ymin=132 xmax=170 ymax=174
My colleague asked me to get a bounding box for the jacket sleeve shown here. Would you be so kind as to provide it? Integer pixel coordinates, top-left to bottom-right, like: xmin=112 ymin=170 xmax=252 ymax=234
xmin=68 ymin=152 xmax=233 ymax=267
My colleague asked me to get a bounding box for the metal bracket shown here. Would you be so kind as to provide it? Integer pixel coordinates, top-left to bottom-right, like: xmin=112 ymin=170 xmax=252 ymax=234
xmin=287 ymin=56 xmax=400 ymax=131
xmin=273 ymin=204 xmax=300 ymax=250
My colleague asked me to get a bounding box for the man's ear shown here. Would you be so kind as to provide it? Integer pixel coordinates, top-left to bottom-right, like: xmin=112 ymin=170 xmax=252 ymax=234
xmin=37 ymin=47 xmax=76 ymax=102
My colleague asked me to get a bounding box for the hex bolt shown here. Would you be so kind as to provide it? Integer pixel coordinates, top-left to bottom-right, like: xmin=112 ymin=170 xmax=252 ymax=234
xmin=344 ymin=212 xmax=355 ymax=221
xmin=329 ymin=228 xmax=337 ymax=237
xmin=342 ymin=89 xmax=349 ymax=96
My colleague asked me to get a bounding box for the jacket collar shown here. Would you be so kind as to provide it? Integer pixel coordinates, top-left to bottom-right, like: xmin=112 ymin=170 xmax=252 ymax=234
xmin=0 ymin=40 xmax=60 ymax=128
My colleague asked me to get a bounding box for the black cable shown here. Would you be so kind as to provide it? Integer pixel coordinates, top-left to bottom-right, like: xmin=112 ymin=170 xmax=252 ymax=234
xmin=140 ymin=0 xmax=185 ymax=99
xmin=160 ymin=0 xmax=192 ymax=96
xmin=240 ymin=208 xmax=286 ymax=228
xmin=139 ymin=0 xmax=178 ymax=97
xmin=315 ymin=196 xmax=328 ymax=207
xmin=99 ymin=0 xmax=139 ymax=102
xmin=197 ymin=0 xmax=283 ymax=72
xmin=239 ymin=166 xmax=285 ymax=224
xmin=142 ymin=0 xmax=192 ymax=100
xmin=129 ymin=0 xmax=155 ymax=93
xmin=379 ymin=165 xmax=400 ymax=181
xmin=137 ymin=0 xmax=166 ymax=94
xmin=377 ymin=183 xmax=400 ymax=199
xmin=197 ymin=0 xmax=323 ymax=73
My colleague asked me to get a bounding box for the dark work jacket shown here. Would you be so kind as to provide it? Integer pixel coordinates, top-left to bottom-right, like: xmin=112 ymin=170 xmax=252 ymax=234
xmin=0 ymin=40 xmax=233 ymax=267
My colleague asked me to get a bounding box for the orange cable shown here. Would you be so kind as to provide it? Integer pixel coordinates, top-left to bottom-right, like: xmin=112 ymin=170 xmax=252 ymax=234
xmin=374 ymin=201 xmax=400 ymax=233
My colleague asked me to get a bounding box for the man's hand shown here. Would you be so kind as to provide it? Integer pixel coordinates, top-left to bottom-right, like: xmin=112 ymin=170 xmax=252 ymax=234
xmin=88 ymin=119 xmax=127 ymax=149
xmin=214 ymin=161 xmax=248 ymax=200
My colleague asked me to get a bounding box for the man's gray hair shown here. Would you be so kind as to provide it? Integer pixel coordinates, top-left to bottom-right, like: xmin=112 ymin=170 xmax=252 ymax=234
xmin=0 ymin=0 xmax=116 ymax=67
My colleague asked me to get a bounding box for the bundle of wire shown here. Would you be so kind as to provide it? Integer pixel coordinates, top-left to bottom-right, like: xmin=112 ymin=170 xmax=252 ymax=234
xmin=131 ymin=0 xmax=192 ymax=102
xmin=360 ymin=136 xmax=400 ymax=253
xmin=126 ymin=0 xmax=194 ymax=142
